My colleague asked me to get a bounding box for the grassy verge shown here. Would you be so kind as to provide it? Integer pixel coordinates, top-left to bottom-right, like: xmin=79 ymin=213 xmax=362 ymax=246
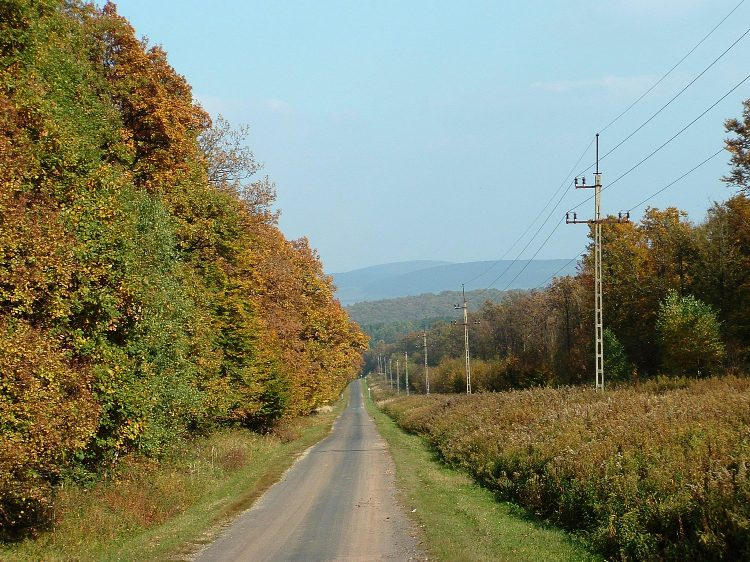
xmin=1 ymin=387 xmax=349 ymax=562
xmin=363 ymin=378 xmax=599 ymax=562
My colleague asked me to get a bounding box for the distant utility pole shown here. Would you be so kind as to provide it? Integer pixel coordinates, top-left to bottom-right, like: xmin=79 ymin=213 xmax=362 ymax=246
xmin=454 ymin=284 xmax=479 ymax=394
xmin=389 ymin=357 xmax=393 ymax=390
xmin=404 ymin=351 xmax=409 ymax=396
xmin=422 ymin=331 xmax=430 ymax=395
xmin=396 ymin=358 xmax=400 ymax=395
xmin=566 ymin=134 xmax=629 ymax=391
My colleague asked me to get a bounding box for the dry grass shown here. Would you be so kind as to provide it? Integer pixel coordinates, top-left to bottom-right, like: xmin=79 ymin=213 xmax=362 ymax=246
xmin=375 ymin=376 xmax=750 ymax=561
xmin=365 ymin=379 xmax=599 ymax=562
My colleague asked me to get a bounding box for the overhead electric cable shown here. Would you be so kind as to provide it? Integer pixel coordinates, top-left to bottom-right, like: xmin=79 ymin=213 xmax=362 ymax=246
xmin=461 ymin=1 xmax=746 ymax=298
xmin=625 ymin=147 xmax=725 ymax=212
xmin=535 ymin=254 xmax=581 ymax=290
xmin=598 ymin=0 xmax=746 ymax=134
xmin=463 ymin=137 xmax=594 ymax=288
xmin=498 ymin=218 xmax=566 ymax=292
xmin=474 ymin=183 xmax=572 ymax=297
xmin=569 ymin=71 xmax=750 ymax=213
xmin=599 ymin=24 xmax=750 ymax=159
xmin=535 ymin=149 xmax=723 ymax=291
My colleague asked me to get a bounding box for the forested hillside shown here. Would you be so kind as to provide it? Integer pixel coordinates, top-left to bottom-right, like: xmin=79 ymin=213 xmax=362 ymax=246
xmin=347 ymin=289 xmax=506 ymax=343
xmin=0 ymin=0 xmax=366 ymax=537
xmin=368 ymin=97 xmax=750 ymax=392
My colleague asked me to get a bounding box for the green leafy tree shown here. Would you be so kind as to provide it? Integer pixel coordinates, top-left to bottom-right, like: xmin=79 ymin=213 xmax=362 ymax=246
xmin=656 ymin=290 xmax=725 ymax=376
xmin=603 ymin=327 xmax=630 ymax=381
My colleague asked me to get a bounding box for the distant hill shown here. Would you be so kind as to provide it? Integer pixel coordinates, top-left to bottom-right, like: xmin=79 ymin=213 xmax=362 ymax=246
xmin=346 ymin=289 xmax=506 ymax=326
xmin=332 ymin=259 xmax=577 ymax=305
xmin=346 ymin=289 xmax=507 ymax=343
xmin=331 ymin=260 xmax=451 ymax=304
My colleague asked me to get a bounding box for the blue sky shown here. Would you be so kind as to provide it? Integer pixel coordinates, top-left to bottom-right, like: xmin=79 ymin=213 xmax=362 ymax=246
xmin=111 ymin=0 xmax=749 ymax=276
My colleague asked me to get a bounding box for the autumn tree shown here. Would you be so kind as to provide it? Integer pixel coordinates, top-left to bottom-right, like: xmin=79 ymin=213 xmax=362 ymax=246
xmin=198 ymin=115 xmax=277 ymax=220
xmin=656 ymin=290 xmax=725 ymax=377
xmin=724 ymin=98 xmax=750 ymax=191
xmin=0 ymin=0 xmax=366 ymax=537
xmin=693 ymin=197 xmax=750 ymax=361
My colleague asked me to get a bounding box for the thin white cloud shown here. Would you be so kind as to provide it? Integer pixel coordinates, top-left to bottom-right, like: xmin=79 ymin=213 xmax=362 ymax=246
xmin=263 ymin=98 xmax=293 ymax=114
xmin=606 ymin=0 xmax=709 ymax=16
xmin=530 ymin=74 xmax=655 ymax=94
xmin=194 ymin=94 xmax=296 ymax=117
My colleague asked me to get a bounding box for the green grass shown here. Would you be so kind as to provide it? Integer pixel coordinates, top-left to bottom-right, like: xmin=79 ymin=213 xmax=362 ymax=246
xmin=1 ymin=388 xmax=349 ymax=562
xmin=363 ymin=379 xmax=599 ymax=562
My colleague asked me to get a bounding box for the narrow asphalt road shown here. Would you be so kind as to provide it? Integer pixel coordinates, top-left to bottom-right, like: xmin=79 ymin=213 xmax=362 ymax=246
xmin=194 ymin=379 xmax=426 ymax=562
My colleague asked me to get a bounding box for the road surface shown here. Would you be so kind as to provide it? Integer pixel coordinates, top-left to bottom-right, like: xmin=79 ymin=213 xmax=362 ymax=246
xmin=194 ymin=379 xmax=426 ymax=562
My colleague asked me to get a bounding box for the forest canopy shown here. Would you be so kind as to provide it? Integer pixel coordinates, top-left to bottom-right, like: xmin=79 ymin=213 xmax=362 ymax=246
xmin=0 ymin=0 xmax=366 ymax=536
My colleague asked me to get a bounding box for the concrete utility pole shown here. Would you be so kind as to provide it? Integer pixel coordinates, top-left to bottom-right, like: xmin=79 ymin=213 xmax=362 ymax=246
xmin=422 ymin=331 xmax=430 ymax=395
xmin=396 ymin=358 xmax=400 ymax=395
xmin=404 ymin=351 xmax=409 ymax=396
xmin=389 ymin=357 xmax=393 ymax=390
xmin=454 ymin=284 xmax=478 ymax=394
xmin=566 ymin=134 xmax=629 ymax=391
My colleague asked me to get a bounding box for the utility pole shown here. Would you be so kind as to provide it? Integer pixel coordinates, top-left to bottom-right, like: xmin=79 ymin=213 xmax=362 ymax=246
xmin=389 ymin=357 xmax=393 ymax=390
xmin=566 ymin=134 xmax=629 ymax=391
xmin=454 ymin=284 xmax=478 ymax=394
xmin=396 ymin=358 xmax=400 ymax=395
xmin=422 ymin=331 xmax=430 ymax=395
xmin=404 ymin=351 xmax=409 ymax=396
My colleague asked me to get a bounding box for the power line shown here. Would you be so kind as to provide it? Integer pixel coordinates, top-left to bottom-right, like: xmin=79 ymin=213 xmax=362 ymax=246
xmin=530 ymin=148 xmax=724 ymax=290
xmin=462 ymin=2 xmax=746 ymax=299
xmin=462 ymin=4 xmax=745 ymax=294
xmin=498 ymin=218 xmax=566 ymax=292
xmin=465 ymin=139 xmax=597 ymax=301
xmin=569 ymin=71 xmax=750 ymax=213
xmin=599 ymin=24 xmax=750 ymax=160
xmin=469 ymin=176 xmax=574 ymax=302
xmin=463 ymin=137 xmax=594 ymax=287
xmin=626 ymin=147 xmax=725 ymax=212
xmin=534 ymin=254 xmax=581 ymax=290
xmin=599 ymin=0 xmax=746 ymax=134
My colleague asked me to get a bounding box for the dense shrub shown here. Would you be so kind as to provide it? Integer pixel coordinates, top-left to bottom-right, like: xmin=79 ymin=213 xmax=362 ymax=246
xmin=379 ymin=377 xmax=750 ymax=561
xmin=0 ymin=319 xmax=99 ymax=538
xmin=656 ymin=290 xmax=725 ymax=377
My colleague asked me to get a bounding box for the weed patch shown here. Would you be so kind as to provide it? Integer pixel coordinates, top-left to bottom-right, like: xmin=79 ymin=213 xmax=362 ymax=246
xmin=374 ymin=376 xmax=750 ymax=561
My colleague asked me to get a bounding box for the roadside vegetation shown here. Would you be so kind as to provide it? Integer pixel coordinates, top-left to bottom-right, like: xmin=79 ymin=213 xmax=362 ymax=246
xmin=373 ymin=376 xmax=750 ymax=561
xmin=0 ymin=0 xmax=365 ymax=542
xmin=364 ymin=378 xmax=599 ymax=562
xmin=1 ymin=390 xmax=348 ymax=561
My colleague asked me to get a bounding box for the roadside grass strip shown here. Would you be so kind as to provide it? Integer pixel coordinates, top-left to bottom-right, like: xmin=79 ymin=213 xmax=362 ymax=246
xmin=363 ymin=379 xmax=600 ymax=562
xmin=1 ymin=388 xmax=349 ymax=562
